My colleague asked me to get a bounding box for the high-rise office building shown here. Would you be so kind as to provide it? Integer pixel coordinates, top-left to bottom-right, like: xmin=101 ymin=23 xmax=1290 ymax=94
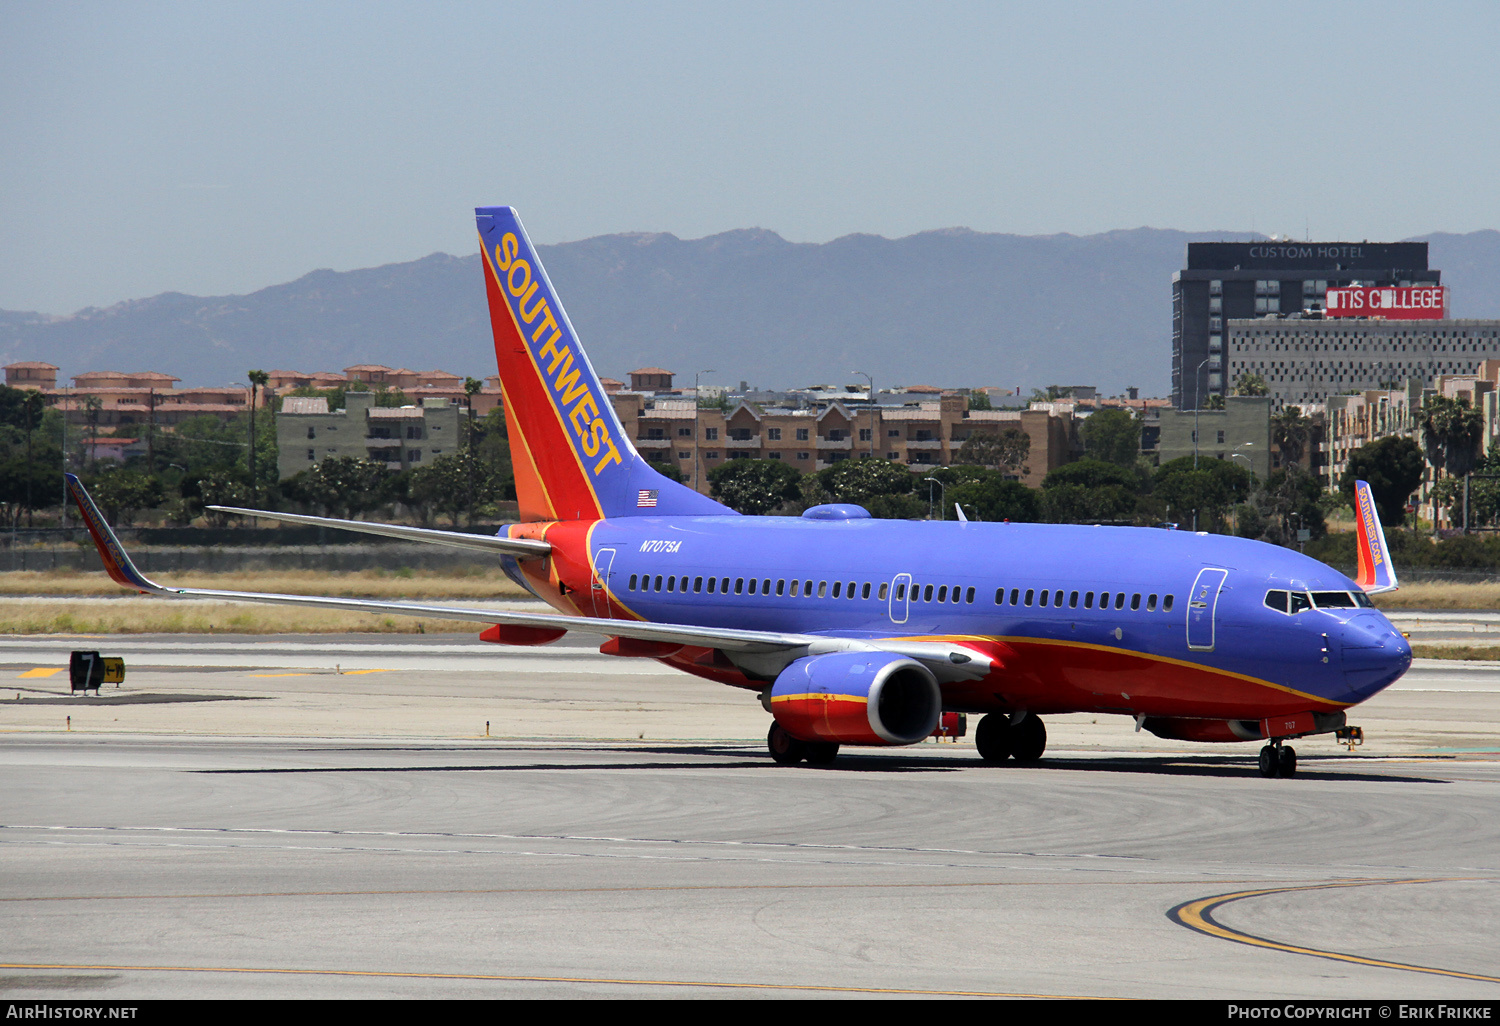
xmin=1171 ymin=242 xmax=1437 ymax=408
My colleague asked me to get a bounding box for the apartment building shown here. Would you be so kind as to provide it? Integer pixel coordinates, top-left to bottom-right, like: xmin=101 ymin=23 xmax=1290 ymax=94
xmin=607 ymin=391 xmax=1079 ymax=491
xmin=275 ymin=393 xmax=463 ymax=479
xmin=4 ymin=363 xmax=253 ymax=429
xmin=274 ymin=365 xmax=503 ymax=417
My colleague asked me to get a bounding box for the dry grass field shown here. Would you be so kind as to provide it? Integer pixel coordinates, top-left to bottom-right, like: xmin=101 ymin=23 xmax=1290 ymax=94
xmin=0 ymin=570 xmax=534 ymax=634
xmin=0 ymin=569 xmax=529 ymax=600
xmin=1370 ymin=582 xmax=1500 ymax=610
xmin=0 ymin=599 xmax=486 ymax=635
xmin=3 ymin=571 xmax=1498 ymax=650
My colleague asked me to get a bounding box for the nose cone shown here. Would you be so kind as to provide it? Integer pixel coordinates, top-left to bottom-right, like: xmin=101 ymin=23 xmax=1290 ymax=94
xmin=1340 ymin=612 xmax=1412 ymax=701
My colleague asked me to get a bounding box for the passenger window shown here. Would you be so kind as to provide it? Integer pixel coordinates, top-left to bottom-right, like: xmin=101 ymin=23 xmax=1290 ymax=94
xmin=1163 ymin=595 xmax=1175 ymax=611
xmin=667 ymin=577 xmax=675 ymax=593
xmin=965 ymin=587 xmax=974 ymax=603
xmin=735 ymin=578 xmax=744 ymax=594
xmin=818 ymin=581 xmax=828 ymax=598
xmin=777 ymin=579 xmax=785 ymax=596
xmin=748 ymin=578 xmax=757 ymax=595
xmin=804 ymin=580 xmax=813 ymax=595
xmin=1039 ymin=590 xmax=1049 ymax=607
xmin=995 ymin=588 xmax=1005 ymax=605
xmin=878 ymin=583 xmax=888 ymax=600
xmin=833 ymin=581 xmax=843 ymax=598
xmin=629 ymin=574 xmax=638 ymax=591
xmin=849 ymin=581 xmax=856 ymax=599
xmin=724 ymin=578 xmax=732 ymax=593
xmin=707 ymin=577 xmax=717 ymax=594
xmin=790 ymin=580 xmax=799 ymax=597
xmin=694 ymin=576 xmax=703 ymax=592
xmin=1054 ymin=590 xmax=1064 ymax=607
xmin=862 ymin=583 xmax=871 ymax=599
xmin=765 ymin=579 xmax=773 ymax=594
xmin=1084 ymin=592 xmax=1094 ymax=609
xmin=924 ymin=584 xmax=934 ymax=601
xmin=1010 ymin=588 xmax=1020 ymax=605
xmin=1024 ymin=589 xmax=1034 ymax=606
xmin=1069 ymin=591 xmax=1079 ymax=608
xmin=1131 ymin=593 xmax=1141 ymax=610
xmin=896 ymin=583 xmax=905 ymax=600
xmin=938 ymin=585 xmax=947 ymax=602
xmin=654 ymin=575 xmax=663 ymax=592
xmin=1147 ymin=594 xmax=1157 ymax=611
xmin=1114 ymin=593 xmax=1125 ymax=610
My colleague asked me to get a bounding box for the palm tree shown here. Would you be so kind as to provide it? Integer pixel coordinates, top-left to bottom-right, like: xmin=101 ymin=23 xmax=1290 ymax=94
xmin=82 ymin=395 xmax=103 ymax=465
xmin=20 ymin=389 xmax=48 ymax=525
xmin=247 ymin=369 xmax=270 ymax=504
xmin=1272 ymin=405 xmax=1311 ymax=471
xmin=1420 ymin=395 xmax=1485 ymax=531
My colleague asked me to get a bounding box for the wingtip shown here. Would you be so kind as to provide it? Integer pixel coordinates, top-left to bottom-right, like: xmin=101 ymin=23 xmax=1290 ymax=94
xmin=65 ymin=473 xmax=160 ymax=593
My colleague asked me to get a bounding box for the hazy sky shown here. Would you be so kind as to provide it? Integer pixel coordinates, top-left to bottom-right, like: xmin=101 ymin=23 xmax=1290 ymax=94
xmin=4 ymin=0 xmax=1498 ymax=314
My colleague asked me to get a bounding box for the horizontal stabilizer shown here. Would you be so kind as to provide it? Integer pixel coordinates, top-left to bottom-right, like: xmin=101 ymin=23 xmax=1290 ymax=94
xmin=206 ymin=506 xmax=550 ymax=558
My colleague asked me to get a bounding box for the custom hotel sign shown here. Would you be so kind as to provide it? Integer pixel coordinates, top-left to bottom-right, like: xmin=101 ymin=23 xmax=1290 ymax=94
xmin=1325 ymin=285 xmax=1448 ymax=320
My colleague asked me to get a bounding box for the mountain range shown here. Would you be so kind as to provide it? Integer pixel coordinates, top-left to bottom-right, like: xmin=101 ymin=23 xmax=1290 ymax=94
xmin=5 ymin=227 xmax=1500 ymax=395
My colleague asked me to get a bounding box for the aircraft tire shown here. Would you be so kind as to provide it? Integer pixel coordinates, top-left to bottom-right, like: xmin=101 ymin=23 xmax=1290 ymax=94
xmin=975 ymin=714 xmax=1013 ymax=763
xmin=1011 ymin=715 xmax=1046 ymax=763
xmin=1258 ymin=745 xmax=1279 ymax=778
xmin=1278 ymin=746 xmax=1297 ymax=778
xmin=767 ymin=722 xmax=806 ymax=766
xmin=803 ymin=741 xmax=840 ymax=766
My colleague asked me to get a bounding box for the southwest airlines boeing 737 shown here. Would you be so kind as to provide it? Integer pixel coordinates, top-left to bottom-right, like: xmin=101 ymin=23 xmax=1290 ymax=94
xmin=65 ymin=206 xmax=1413 ymax=778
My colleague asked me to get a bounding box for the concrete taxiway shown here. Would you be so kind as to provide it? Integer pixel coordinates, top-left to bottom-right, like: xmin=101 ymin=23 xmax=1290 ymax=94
xmin=1 ymin=633 xmax=1497 ymax=999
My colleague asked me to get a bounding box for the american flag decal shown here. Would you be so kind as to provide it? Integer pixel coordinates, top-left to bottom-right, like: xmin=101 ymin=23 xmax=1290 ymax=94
xmin=636 ymin=489 xmax=658 ymax=508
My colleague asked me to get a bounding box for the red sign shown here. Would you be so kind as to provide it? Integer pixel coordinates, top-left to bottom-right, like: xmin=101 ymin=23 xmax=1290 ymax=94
xmin=1325 ymin=285 xmax=1448 ymax=319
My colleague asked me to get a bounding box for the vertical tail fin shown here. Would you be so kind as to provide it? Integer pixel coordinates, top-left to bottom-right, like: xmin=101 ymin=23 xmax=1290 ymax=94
xmin=1353 ymin=479 xmax=1399 ymax=593
xmin=476 ymin=206 xmax=731 ymax=522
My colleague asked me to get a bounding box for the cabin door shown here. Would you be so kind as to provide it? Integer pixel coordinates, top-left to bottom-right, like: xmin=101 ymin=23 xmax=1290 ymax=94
xmin=590 ymin=547 xmax=617 ymax=619
xmin=1186 ymin=567 xmax=1228 ymax=651
xmin=888 ymin=573 xmax=912 ymax=625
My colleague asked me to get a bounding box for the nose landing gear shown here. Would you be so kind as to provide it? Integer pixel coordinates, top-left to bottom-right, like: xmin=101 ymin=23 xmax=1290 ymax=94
xmin=1258 ymin=741 xmax=1297 ymax=778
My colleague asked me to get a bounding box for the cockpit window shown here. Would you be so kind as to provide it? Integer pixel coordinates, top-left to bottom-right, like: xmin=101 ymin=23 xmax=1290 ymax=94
xmin=1288 ymin=591 xmax=1313 ymax=614
xmin=1264 ymin=590 xmax=1288 ymax=614
xmin=1311 ymin=591 xmax=1358 ymax=609
xmin=1352 ymin=591 xmax=1373 ymax=607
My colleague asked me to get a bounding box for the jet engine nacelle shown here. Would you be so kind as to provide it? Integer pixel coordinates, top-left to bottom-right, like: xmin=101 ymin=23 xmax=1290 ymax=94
xmin=769 ymin=651 xmax=941 ymax=746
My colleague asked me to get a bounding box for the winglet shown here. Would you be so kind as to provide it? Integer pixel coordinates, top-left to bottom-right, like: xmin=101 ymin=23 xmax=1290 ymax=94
xmin=1352 ymin=479 xmax=1399 ymax=594
xmin=64 ymin=473 xmax=167 ymax=594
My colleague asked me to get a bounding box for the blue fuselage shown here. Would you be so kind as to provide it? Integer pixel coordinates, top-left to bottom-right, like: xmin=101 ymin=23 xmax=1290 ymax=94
xmin=548 ymin=514 xmax=1411 ymax=719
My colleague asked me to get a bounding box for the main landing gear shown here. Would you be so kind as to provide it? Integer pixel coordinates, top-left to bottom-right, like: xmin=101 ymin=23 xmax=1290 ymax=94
xmin=1258 ymin=741 xmax=1297 ymax=778
xmin=975 ymin=713 xmax=1046 ymax=765
xmin=767 ymin=723 xmax=839 ymax=767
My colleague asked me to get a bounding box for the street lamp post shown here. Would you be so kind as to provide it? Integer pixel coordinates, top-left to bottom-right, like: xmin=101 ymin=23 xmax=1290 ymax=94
xmin=1193 ymin=357 xmax=1210 ymax=470
xmin=694 ymin=369 xmax=716 ymax=494
xmin=924 ymin=477 xmax=944 ymax=521
xmin=1231 ymin=441 xmax=1255 ymax=474
xmin=853 ymin=370 xmax=874 ymax=459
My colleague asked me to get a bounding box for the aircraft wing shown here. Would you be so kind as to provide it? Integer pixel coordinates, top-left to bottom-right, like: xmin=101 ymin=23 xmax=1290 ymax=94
xmin=68 ymin=476 xmax=992 ymax=678
xmin=206 ymin=505 xmax=549 ymax=558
